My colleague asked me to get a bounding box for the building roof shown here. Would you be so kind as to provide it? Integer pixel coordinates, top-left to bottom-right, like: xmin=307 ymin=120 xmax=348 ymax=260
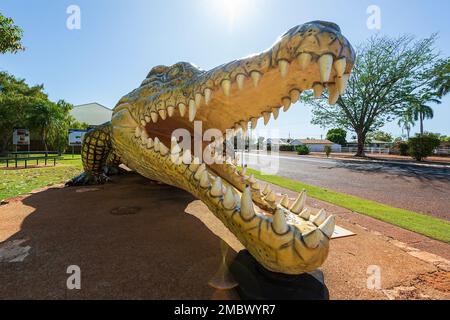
xmin=70 ymin=102 xmax=113 ymax=126
xmin=299 ymin=139 xmax=334 ymax=145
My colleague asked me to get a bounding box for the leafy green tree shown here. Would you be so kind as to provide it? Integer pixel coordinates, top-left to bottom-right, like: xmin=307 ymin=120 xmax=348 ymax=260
xmin=397 ymin=108 xmax=415 ymax=139
xmin=0 ymin=72 xmax=47 ymax=154
xmin=408 ymin=93 xmax=440 ymax=135
xmin=408 ymin=133 xmax=441 ymax=161
xmin=368 ymin=131 xmax=394 ymax=143
xmin=326 ymin=128 xmax=347 ymax=146
xmin=0 ymin=13 xmax=24 ymax=53
xmin=303 ymin=35 xmax=445 ymax=157
xmin=431 ymin=58 xmax=450 ymax=98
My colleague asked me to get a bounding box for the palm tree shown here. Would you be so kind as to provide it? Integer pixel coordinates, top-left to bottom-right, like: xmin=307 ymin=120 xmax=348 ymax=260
xmin=407 ymin=94 xmax=440 ymax=135
xmin=397 ymin=110 xmax=415 ymax=139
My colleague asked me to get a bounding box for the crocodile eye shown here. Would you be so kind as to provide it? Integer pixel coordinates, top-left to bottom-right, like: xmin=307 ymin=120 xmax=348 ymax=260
xmin=168 ymin=67 xmax=181 ymax=79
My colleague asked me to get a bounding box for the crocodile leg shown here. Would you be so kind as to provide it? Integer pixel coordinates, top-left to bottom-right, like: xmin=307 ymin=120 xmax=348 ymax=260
xmin=66 ymin=123 xmax=121 ymax=186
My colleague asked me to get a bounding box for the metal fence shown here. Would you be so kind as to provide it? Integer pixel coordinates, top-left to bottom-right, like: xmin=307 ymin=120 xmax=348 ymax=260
xmin=341 ymin=147 xmax=391 ymax=154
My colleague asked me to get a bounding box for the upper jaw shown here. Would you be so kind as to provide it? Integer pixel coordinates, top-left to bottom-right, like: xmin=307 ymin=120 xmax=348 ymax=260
xmin=117 ymin=20 xmax=355 ymax=142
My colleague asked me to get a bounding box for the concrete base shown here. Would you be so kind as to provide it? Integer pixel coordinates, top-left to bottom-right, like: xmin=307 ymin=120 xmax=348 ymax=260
xmin=230 ymin=250 xmax=329 ymax=300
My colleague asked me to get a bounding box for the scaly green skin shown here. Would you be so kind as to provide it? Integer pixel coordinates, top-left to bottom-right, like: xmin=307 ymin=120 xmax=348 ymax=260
xmin=68 ymin=21 xmax=356 ymax=275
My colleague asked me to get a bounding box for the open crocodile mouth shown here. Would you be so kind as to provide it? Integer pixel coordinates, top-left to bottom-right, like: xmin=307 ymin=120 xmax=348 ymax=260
xmin=112 ymin=21 xmax=355 ymax=274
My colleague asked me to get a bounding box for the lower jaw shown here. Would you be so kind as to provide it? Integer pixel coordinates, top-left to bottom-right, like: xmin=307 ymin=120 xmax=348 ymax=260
xmin=113 ymin=136 xmax=332 ymax=275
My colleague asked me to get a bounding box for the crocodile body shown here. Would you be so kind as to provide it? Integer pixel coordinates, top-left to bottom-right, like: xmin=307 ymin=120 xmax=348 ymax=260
xmin=68 ymin=21 xmax=356 ymax=275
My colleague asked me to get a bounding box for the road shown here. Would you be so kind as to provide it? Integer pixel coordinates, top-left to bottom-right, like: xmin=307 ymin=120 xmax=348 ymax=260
xmin=245 ymin=153 xmax=450 ymax=220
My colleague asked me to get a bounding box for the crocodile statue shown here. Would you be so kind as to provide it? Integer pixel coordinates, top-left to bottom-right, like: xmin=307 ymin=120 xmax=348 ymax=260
xmin=67 ymin=21 xmax=356 ymax=275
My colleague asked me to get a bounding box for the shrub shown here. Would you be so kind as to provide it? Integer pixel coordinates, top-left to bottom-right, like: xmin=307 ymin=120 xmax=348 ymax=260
xmin=398 ymin=142 xmax=409 ymax=156
xmin=296 ymin=145 xmax=310 ymax=155
xmin=279 ymin=144 xmax=295 ymax=151
xmin=324 ymin=145 xmax=332 ymax=157
xmin=408 ymin=134 xmax=441 ymax=161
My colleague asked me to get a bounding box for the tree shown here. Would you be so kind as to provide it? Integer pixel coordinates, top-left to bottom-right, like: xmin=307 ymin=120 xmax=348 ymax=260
xmin=0 ymin=72 xmax=47 ymax=154
xmin=0 ymin=13 xmax=24 ymax=53
xmin=368 ymin=131 xmax=393 ymax=143
xmin=397 ymin=109 xmax=415 ymax=139
xmin=431 ymin=58 xmax=450 ymax=98
xmin=407 ymin=93 xmax=440 ymax=135
xmin=326 ymin=128 xmax=347 ymax=146
xmin=303 ymin=34 xmax=444 ymax=156
xmin=408 ymin=133 xmax=441 ymax=161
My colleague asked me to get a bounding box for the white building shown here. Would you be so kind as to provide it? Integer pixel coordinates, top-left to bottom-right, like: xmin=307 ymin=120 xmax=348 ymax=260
xmin=296 ymin=139 xmax=342 ymax=152
xmin=70 ymin=103 xmax=113 ymax=126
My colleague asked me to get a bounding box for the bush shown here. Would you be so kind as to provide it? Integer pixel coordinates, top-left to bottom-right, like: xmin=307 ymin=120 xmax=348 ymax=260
xmin=408 ymin=134 xmax=441 ymax=161
xmin=324 ymin=145 xmax=332 ymax=157
xmin=279 ymin=144 xmax=295 ymax=151
xmin=296 ymin=145 xmax=310 ymax=155
xmin=398 ymin=142 xmax=409 ymax=156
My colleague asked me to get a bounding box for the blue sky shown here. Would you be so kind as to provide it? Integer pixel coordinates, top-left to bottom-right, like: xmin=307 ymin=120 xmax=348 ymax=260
xmin=1 ymin=0 xmax=449 ymax=139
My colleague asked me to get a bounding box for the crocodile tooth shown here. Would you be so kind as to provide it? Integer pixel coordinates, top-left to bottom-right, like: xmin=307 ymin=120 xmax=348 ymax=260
xmin=265 ymin=191 xmax=276 ymax=202
xmin=319 ymin=215 xmax=335 ymax=238
xmin=247 ymin=174 xmax=256 ymax=184
xmin=182 ymin=150 xmax=192 ymax=164
xmin=336 ymin=74 xmax=350 ymax=95
xmin=159 ymin=109 xmax=167 ymax=120
xmin=151 ymin=112 xmax=158 ymax=123
xmin=313 ymin=83 xmax=324 ymax=98
xmin=236 ymin=74 xmax=246 ymax=90
xmin=240 ymin=186 xmax=256 ymax=220
xmin=189 ymin=100 xmax=197 ymax=122
xmin=299 ymin=208 xmax=310 ymax=220
xmin=189 ymin=157 xmax=200 ymax=171
xmin=291 ymin=190 xmax=306 ymax=214
xmin=223 ymin=187 xmax=237 ymax=210
xmin=194 ymin=163 xmax=206 ymax=181
xmin=272 ymin=107 xmax=280 ymax=120
xmin=280 ymin=195 xmax=290 ymax=208
xmin=210 ymin=177 xmax=223 ymax=197
xmin=302 ymin=228 xmax=321 ymax=249
xmin=145 ymin=115 xmax=151 ymax=123
xmin=318 ymin=54 xmax=333 ymax=83
xmin=328 ymin=83 xmax=339 ymax=105
xmin=298 ymin=53 xmax=312 ymax=70
xmin=178 ymin=103 xmax=187 ymax=117
xmin=250 ymin=71 xmax=261 ymax=88
xmin=290 ymin=89 xmax=301 ymax=104
xmin=135 ymin=127 xmax=142 ymax=138
xmin=334 ymin=57 xmax=347 ymax=77
xmin=171 ymin=137 xmax=182 ymax=154
xmin=167 ymin=106 xmax=175 ymax=117
xmin=153 ymin=137 xmax=160 ymax=152
xmin=195 ymin=93 xmax=202 ymax=108
xmin=159 ymin=141 xmax=169 ymax=155
xmin=251 ymin=182 xmax=261 ymax=190
xmin=141 ymin=130 xmax=149 ymax=144
xmin=147 ymin=137 xmax=154 ymax=149
xmin=273 ymin=208 xmax=289 ymax=234
xmin=140 ymin=119 xmax=147 ymax=127
xmin=240 ymin=121 xmax=248 ymax=135
xmin=250 ymin=118 xmax=258 ymax=129
xmin=278 ymin=60 xmax=289 ymax=78
xmin=204 ymin=88 xmax=212 ymax=105
xmin=262 ymin=112 xmax=271 ymax=125
xmin=200 ymin=171 xmax=210 ymax=188
xmin=282 ymin=97 xmax=291 ymax=112
xmin=239 ymin=166 xmax=247 ymax=176
xmin=262 ymin=184 xmax=271 ymax=195
xmin=221 ymin=79 xmax=231 ymax=97
xmin=311 ymin=209 xmax=328 ymax=226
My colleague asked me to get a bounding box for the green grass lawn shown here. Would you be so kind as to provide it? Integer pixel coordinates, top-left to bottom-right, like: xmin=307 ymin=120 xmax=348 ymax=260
xmin=0 ymin=155 xmax=83 ymax=200
xmin=247 ymin=168 xmax=450 ymax=243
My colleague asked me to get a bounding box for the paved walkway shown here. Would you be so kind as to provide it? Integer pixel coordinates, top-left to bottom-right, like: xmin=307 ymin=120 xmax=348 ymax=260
xmin=0 ymin=174 xmax=448 ymax=299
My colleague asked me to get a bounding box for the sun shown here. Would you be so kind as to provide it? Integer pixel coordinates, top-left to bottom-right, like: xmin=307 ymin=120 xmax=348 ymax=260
xmin=211 ymin=0 xmax=254 ymax=31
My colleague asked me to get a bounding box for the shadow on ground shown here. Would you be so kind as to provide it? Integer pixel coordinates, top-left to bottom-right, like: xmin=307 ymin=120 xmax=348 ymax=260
xmin=0 ymin=173 xmax=237 ymax=299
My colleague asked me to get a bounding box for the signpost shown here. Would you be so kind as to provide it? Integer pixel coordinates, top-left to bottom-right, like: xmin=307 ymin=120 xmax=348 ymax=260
xmin=68 ymin=129 xmax=88 ymax=157
xmin=12 ymin=129 xmax=30 ymax=152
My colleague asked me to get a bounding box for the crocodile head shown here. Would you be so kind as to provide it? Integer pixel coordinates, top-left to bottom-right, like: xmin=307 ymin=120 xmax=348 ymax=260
xmin=111 ymin=21 xmax=355 ymax=274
